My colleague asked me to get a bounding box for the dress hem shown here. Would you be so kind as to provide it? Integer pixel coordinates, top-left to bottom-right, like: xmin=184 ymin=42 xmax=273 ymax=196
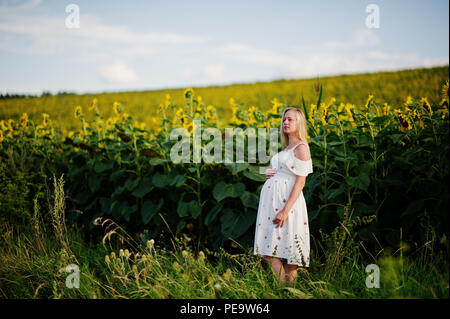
xmin=253 ymin=251 xmax=310 ymax=267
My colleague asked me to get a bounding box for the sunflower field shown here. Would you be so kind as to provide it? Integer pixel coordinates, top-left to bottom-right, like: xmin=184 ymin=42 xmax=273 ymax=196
xmin=0 ymin=66 xmax=448 ymax=298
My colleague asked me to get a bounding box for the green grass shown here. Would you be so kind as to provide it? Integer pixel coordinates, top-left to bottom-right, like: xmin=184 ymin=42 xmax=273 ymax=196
xmin=1 ymin=211 xmax=448 ymax=299
xmin=0 ymin=147 xmax=448 ymax=299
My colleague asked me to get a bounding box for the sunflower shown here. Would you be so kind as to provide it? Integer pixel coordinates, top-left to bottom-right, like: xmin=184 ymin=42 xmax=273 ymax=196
xmin=20 ymin=113 xmax=28 ymax=128
xmin=165 ymin=94 xmax=171 ymax=108
xmin=270 ymin=98 xmax=282 ymax=116
xmin=420 ymin=97 xmax=432 ymax=115
xmin=184 ymin=88 xmax=194 ymax=99
xmin=8 ymin=119 xmax=14 ymax=132
xmin=321 ymin=111 xmax=327 ymax=125
xmin=0 ymin=130 xmax=4 ymax=143
xmin=248 ymin=106 xmax=257 ymax=125
xmin=405 ymin=96 xmax=413 ymax=106
xmin=35 ymin=125 xmax=47 ymax=137
xmin=197 ymin=95 xmax=203 ymax=107
xmin=0 ymin=120 xmax=8 ymax=131
xmin=442 ymin=79 xmax=449 ymax=102
xmin=106 ymin=117 xmax=115 ymax=130
xmin=382 ymin=103 xmax=391 ymax=116
xmin=113 ymin=102 xmax=122 ymax=116
xmin=412 ymin=109 xmax=424 ymax=129
xmin=89 ymin=98 xmax=98 ymax=110
xmin=74 ymin=105 xmax=83 ymax=119
xmin=365 ymin=94 xmax=373 ymax=108
xmin=175 ymin=108 xmax=185 ymax=125
xmin=42 ymin=113 xmax=50 ymax=127
xmin=399 ymin=115 xmax=412 ymax=131
xmin=436 ymin=99 xmax=449 ymax=119
xmin=395 ymin=110 xmax=412 ymax=131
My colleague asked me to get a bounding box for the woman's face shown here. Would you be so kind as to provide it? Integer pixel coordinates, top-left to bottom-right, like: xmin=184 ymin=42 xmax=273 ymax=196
xmin=283 ymin=109 xmax=298 ymax=135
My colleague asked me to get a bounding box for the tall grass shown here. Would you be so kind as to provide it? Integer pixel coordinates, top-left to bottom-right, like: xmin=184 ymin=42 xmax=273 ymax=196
xmin=0 ymin=175 xmax=447 ymax=299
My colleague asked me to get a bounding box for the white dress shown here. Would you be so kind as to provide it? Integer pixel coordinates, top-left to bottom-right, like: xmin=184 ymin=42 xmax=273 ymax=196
xmin=253 ymin=141 xmax=313 ymax=267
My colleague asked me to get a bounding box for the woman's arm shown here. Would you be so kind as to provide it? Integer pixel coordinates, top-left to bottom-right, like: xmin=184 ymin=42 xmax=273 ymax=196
xmin=273 ymin=176 xmax=305 ymax=228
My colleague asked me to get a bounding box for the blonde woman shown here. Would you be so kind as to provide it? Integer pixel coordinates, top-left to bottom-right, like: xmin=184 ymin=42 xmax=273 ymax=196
xmin=253 ymin=107 xmax=313 ymax=285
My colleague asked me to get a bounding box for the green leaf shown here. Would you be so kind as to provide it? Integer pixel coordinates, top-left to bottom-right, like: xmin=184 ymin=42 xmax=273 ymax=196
xmin=204 ymin=202 xmax=223 ymax=226
xmin=220 ymin=209 xmax=256 ymax=239
xmin=170 ymin=174 xmax=186 ymax=187
xmin=94 ymin=160 xmax=114 ymax=173
xmin=177 ymin=199 xmax=202 ymax=219
xmin=132 ymin=176 xmax=154 ymax=198
xmin=152 ymin=172 xmax=171 ymax=188
xmin=88 ymin=174 xmax=100 ymax=192
xmin=176 ymin=194 xmax=188 ymax=217
xmin=149 ymin=158 xmax=165 ymax=166
xmin=308 ymin=208 xmax=319 ymax=221
xmin=301 ymin=94 xmax=308 ymax=120
xmin=109 ymin=168 xmax=126 ymax=182
xmin=67 ymin=166 xmax=86 ymax=178
xmin=124 ymin=177 xmax=140 ymax=191
xmin=112 ymin=185 xmax=126 ymax=197
xmin=346 ymin=173 xmax=370 ymax=192
xmin=243 ymin=166 xmax=266 ymax=182
xmin=177 ymin=220 xmax=186 ymax=232
xmin=122 ymin=203 xmax=137 ymax=222
xmin=110 ymin=201 xmax=126 ymax=219
xmin=74 ymin=191 xmax=91 ymax=205
xmin=141 ymin=198 xmax=164 ymax=224
xmin=325 ymin=184 xmax=346 ymax=200
xmin=401 ymin=199 xmax=424 ymax=218
xmin=224 ymin=162 xmax=249 ymax=175
xmin=240 ymin=191 xmax=259 ymax=209
xmin=189 ymin=201 xmax=202 ymax=219
xmin=99 ymin=197 xmax=114 ymax=215
xmin=213 ymin=181 xmax=246 ymax=202
xmin=188 ymin=164 xmax=201 ymax=173
xmin=316 ymin=83 xmax=322 ymax=109
xmin=200 ymin=173 xmax=212 ymax=186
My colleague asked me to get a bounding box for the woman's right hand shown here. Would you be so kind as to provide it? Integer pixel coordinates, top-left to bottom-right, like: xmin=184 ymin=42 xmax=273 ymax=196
xmin=265 ymin=168 xmax=277 ymax=179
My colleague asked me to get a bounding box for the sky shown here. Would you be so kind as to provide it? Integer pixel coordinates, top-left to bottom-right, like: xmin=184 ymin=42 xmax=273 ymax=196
xmin=0 ymin=0 xmax=448 ymax=95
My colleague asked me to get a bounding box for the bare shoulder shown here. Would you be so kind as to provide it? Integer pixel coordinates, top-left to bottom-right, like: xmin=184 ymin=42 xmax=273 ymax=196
xmin=293 ymin=143 xmax=311 ymax=161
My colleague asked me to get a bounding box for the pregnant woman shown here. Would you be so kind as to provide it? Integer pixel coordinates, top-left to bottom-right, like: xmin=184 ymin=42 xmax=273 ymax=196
xmin=253 ymin=107 xmax=313 ymax=285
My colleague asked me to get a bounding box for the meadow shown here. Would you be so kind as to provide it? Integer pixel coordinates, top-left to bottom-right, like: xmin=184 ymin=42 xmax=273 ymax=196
xmin=0 ymin=65 xmax=448 ymax=299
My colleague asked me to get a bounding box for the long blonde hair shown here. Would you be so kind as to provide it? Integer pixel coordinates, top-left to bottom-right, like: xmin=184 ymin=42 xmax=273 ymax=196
xmin=280 ymin=107 xmax=309 ymax=148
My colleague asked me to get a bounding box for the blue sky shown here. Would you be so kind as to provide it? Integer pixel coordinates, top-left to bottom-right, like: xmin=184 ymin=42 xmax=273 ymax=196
xmin=0 ymin=0 xmax=448 ymax=95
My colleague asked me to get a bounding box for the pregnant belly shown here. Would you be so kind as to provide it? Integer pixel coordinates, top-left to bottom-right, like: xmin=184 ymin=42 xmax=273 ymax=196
xmin=264 ymin=171 xmax=295 ymax=191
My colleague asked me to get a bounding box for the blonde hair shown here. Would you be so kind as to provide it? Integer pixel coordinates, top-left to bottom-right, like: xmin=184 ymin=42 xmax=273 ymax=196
xmin=280 ymin=107 xmax=309 ymax=148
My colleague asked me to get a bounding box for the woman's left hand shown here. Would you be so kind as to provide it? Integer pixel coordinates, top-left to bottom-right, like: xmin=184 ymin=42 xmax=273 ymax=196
xmin=273 ymin=210 xmax=289 ymax=228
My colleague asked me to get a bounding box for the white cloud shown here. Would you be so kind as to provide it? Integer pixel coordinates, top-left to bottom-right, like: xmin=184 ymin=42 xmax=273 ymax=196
xmin=214 ymin=40 xmax=447 ymax=81
xmin=0 ymin=0 xmax=42 ymax=13
xmin=98 ymin=60 xmax=138 ymax=83
xmin=354 ymin=28 xmax=381 ymax=47
xmin=218 ymin=43 xmax=289 ymax=66
xmin=204 ymin=64 xmax=225 ymax=81
xmin=423 ymin=56 xmax=449 ymax=67
xmin=180 ymin=64 xmax=226 ymax=85
xmin=0 ymin=11 xmax=208 ymax=58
